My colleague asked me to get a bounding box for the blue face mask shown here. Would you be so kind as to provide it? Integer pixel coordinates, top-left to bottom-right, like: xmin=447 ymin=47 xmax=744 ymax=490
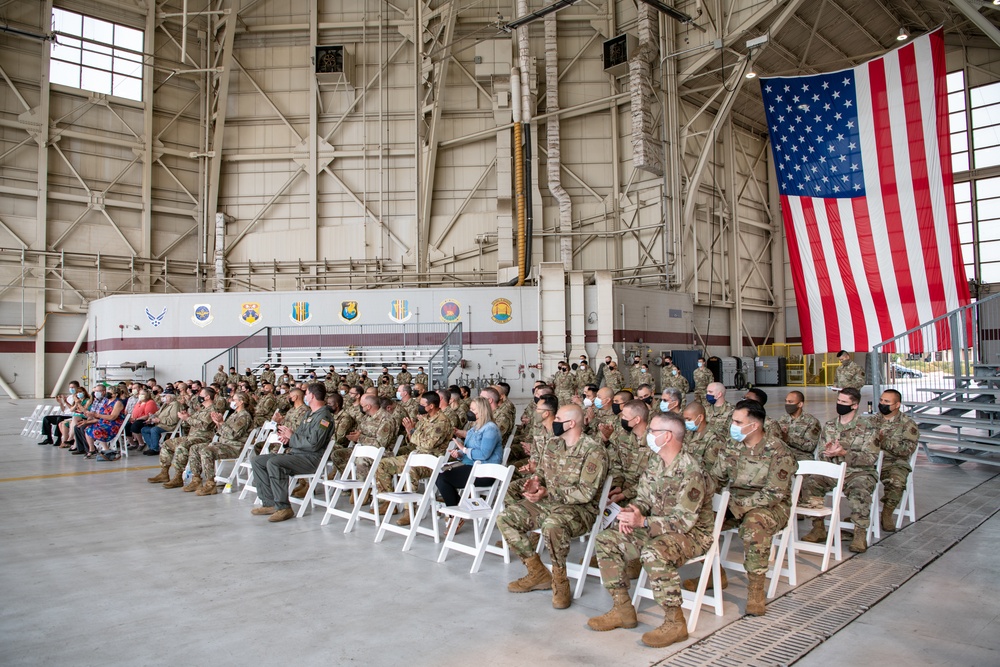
xmin=594 ymin=398 xmax=604 ymax=409
xmin=685 ymin=420 xmax=698 ymax=432
xmin=730 ymin=423 xmax=747 ymax=442
xmin=706 ymin=395 xmax=717 ymax=405
xmin=660 ymin=401 xmax=670 ymax=413
xmin=395 ymin=392 xmax=402 ymax=401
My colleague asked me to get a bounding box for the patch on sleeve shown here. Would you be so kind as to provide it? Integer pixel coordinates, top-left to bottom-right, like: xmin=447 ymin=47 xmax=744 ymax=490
xmin=688 ymin=487 xmax=701 ymax=503
xmin=777 ymin=469 xmax=789 ymax=481
xmin=320 ymin=419 xmax=330 ymax=428
xmin=586 ymin=461 xmax=597 ymax=475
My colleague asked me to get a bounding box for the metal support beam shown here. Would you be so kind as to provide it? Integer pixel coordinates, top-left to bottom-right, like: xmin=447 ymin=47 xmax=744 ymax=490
xmin=224 ymin=166 xmax=305 ymax=257
xmin=949 ymin=0 xmax=1000 ymax=49
xmin=205 ymin=3 xmax=237 ymax=262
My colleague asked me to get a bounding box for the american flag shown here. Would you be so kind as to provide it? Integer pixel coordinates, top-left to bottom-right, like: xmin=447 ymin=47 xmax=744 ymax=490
xmin=761 ymin=28 xmax=970 ymax=354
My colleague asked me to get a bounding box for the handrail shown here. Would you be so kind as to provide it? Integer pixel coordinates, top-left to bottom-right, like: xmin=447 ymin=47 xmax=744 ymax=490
xmin=202 ymin=327 xmax=270 ymax=383
xmin=871 ymin=290 xmax=1000 ymax=350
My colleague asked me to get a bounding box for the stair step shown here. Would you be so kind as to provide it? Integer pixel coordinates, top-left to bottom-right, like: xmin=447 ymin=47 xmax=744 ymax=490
xmin=919 ymin=435 xmax=1000 ymax=454
xmin=920 ymin=446 xmax=1000 ymax=467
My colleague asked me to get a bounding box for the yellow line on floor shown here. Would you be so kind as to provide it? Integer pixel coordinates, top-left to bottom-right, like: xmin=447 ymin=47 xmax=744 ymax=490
xmin=0 ymin=466 xmax=161 ymax=483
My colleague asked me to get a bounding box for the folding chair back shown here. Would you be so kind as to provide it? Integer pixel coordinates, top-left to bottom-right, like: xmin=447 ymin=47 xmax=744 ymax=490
xmin=839 ymin=450 xmax=883 ymax=543
xmin=289 ymin=441 xmax=338 ymax=517
xmin=29 ymin=405 xmax=56 ymax=438
xmin=894 ymin=449 xmax=918 ymax=529
xmin=374 ymin=452 xmax=448 ymax=551
xmin=391 ymin=434 xmax=405 ymax=455
xmin=768 ymin=460 xmax=846 ymax=598
xmin=437 ymin=462 xmax=515 ymax=573
xmin=20 ymin=405 xmax=44 ymax=437
xmin=214 ymin=427 xmax=260 ymax=491
xmin=633 ymin=489 xmax=732 ymax=632
xmin=107 ymin=415 xmax=131 ymax=458
xmin=239 ymin=432 xmax=284 ymax=500
xmin=321 ymin=445 xmax=386 ymax=532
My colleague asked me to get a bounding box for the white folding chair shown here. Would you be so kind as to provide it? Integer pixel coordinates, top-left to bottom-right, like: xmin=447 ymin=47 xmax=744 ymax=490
xmin=894 ymin=449 xmax=918 ymax=529
xmin=20 ymin=404 xmax=45 ymax=437
xmin=239 ymin=432 xmax=285 ymax=501
xmin=29 ymin=405 xmax=56 ymax=438
xmin=839 ymin=450 xmax=883 ymax=544
xmin=106 ymin=415 xmax=131 ymax=458
xmin=633 ymin=489 xmax=731 ymax=633
xmin=374 ymin=453 xmax=448 ymax=552
xmin=437 ymin=462 xmax=515 ymax=573
xmin=289 ymin=441 xmax=338 ymax=518
xmin=320 ymin=445 xmax=386 ymax=533
xmin=158 ymin=421 xmax=182 ymax=448
xmin=768 ymin=461 xmax=846 ymax=598
xmin=536 ymin=476 xmax=615 ymax=599
xmin=391 ymin=434 xmax=404 ymax=456
xmin=214 ymin=427 xmax=260 ymax=491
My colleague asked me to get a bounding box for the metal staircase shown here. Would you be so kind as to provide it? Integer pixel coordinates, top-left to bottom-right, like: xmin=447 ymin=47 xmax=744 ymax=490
xmin=871 ymin=290 xmax=1000 ymax=468
xmin=202 ymin=322 xmax=463 ymax=390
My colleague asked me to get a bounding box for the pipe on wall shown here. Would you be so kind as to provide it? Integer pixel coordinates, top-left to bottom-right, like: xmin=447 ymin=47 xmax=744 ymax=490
xmin=544 ymin=16 xmax=573 ymax=271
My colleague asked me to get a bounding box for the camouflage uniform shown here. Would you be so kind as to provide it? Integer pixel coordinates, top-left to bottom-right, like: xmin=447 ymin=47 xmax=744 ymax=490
xmin=576 ymin=366 xmax=597 ymax=389
xmin=498 ymin=433 xmax=609 ymax=568
xmin=806 ymin=413 xmax=880 ymax=530
xmin=683 ymin=425 xmax=726 ymax=473
xmin=358 ymin=375 xmax=374 ymax=390
xmin=277 ymin=372 xmax=295 ymax=386
xmin=213 ymin=370 xmax=228 ymax=386
xmin=495 ymin=399 xmax=516 ymax=444
xmin=260 ymin=369 xmax=276 ymax=386
xmin=587 ymin=406 xmax=617 ymax=438
xmin=396 ymin=370 xmax=412 ymax=386
xmin=552 ymin=370 xmax=576 ymax=405
xmin=335 ymin=408 xmax=398 ymax=474
xmin=631 ymin=367 xmax=651 ymax=391
xmin=836 ymin=360 xmax=866 ymax=389
xmin=161 ymin=407 xmax=216 ymax=473
xmin=189 ymin=408 xmax=253 ymax=481
xmin=377 ymin=374 xmax=395 ymax=398
xmin=413 ymin=372 xmax=429 ymax=387
xmin=324 ymin=378 xmax=339 ymax=397
xmin=661 ymin=365 xmax=689 ymax=395
xmin=332 ymin=408 xmax=357 ymax=447
xmin=344 ymin=370 xmax=359 ymax=386
xmin=602 ymin=368 xmax=624 ymax=393
xmin=693 ymin=366 xmax=714 ymax=407
xmin=374 ymin=410 xmax=452 ymax=494
xmin=705 ymin=401 xmax=735 ymax=440
xmin=709 ymin=433 xmax=796 ymax=575
xmin=596 ymin=451 xmax=715 ymax=609
xmin=213 ymin=396 xmax=228 ymax=414
xmin=777 ymin=411 xmax=821 ymax=462
xmin=253 ymin=393 xmax=278 ymax=428
xmin=228 ymin=371 xmax=240 ymax=386
xmin=606 ymin=430 xmax=653 ymax=505
xmin=399 ymin=398 xmax=419 ymax=423
xmin=874 ymin=412 xmax=919 ymax=509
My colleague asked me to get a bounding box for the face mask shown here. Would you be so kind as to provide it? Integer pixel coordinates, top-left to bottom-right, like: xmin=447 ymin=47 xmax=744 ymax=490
xmin=609 ymin=366 xmax=616 ymax=371
xmin=645 ymin=432 xmax=661 ymax=454
xmin=466 ymin=411 xmax=476 ymax=422
xmin=706 ymin=395 xmax=717 ymax=405
xmin=131 ymin=389 xmax=137 ymax=395
xmin=583 ymin=398 xmax=593 ymax=407
xmin=395 ymin=392 xmax=402 ymax=401
xmin=684 ymin=419 xmax=698 ymax=432
xmin=620 ymin=417 xmax=634 ymax=433
xmin=309 ymin=375 xmax=316 ymax=380
xmin=229 ymin=401 xmax=237 ymax=410
xmin=612 ymin=403 xmax=622 ymax=415
xmin=698 ymin=362 xmax=704 ymax=368
xmin=93 ymin=391 xmax=104 ymax=400
xmin=642 ymin=396 xmax=652 ymax=405
xmin=784 ymin=403 xmax=800 ymax=415
xmin=594 ymin=398 xmax=604 ymax=409
xmin=836 ymin=404 xmax=854 ymax=416
xmin=139 ymin=394 xmax=148 ymax=402
xmin=730 ymin=423 xmax=747 ymax=442
xmin=641 ymin=368 xmax=648 ymax=374
xmin=77 ymin=392 xmax=85 ymax=399
xmin=560 ymin=367 xmax=568 ymax=373
xmin=417 ymin=405 xmax=427 ymax=415
xmin=660 ymin=401 xmax=670 ymax=413
xmin=878 ymin=403 xmax=892 ymax=416
xmin=672 ymin=370 xmax=678 ymax=376
xmin=551 ymin=421 xmax=566 ymax=437
xmin=580 ymin=365 xmax=587 ymax=371
xmin=280 ymin=389 xmax=287 ymax=395
xmin=339 ymin=390 xmax=346 ymax=396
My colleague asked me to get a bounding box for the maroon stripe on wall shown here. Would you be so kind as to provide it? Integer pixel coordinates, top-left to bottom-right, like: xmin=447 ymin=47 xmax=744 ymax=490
xmin=0 ymin=340 xmax=35 ymax=353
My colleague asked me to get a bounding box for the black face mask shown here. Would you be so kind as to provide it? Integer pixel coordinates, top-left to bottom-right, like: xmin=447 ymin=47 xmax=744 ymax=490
xmin=878 ymin=403 xmax=892 ymax=415
xmin=612 ymin=403 xmax=622 ymax=415
xmin=836 ymin=404 xmax=854 ymax=416
xmin=417 ymin=405 xmax=427 ymax=415
xmin=784 ymin=404 xmax=799 ymax=415
xmin=533 ymin=396 xmax=543 ymax=403
xmin=552 ymin=421 xmax=566 ymax=437
xmin=642 ymin=396 xmax=652 ymax=405
xmin=466 ymin=411 xmax=476 ymax=422
xmin=620 ymin=417 xmax=634 ymax=433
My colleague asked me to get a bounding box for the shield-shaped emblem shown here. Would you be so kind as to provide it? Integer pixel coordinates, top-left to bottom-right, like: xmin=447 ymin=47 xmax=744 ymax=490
xmin=241 ymin=302 xmax=261 ymax=326
xmin=290 ymin=301 xmax=311 ymax=324
xmin=389 ymin=298 xmax=412 ymax=323
xmin=192 ymin=304 xmax=213 ymax=327
xmin=491 ymin=298 xmax=513 ymax=324
xmin=340 ymin=300 xmax=359 ymax=322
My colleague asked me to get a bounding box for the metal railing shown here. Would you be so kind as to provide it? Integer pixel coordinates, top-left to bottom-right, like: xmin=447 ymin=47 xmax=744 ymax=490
xmin=426 ymin=323 xmax=464 ymax=390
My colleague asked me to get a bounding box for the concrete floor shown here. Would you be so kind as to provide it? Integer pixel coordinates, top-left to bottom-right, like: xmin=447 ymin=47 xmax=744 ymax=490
xmin=1 ymin=386 xmax=997 ymax=667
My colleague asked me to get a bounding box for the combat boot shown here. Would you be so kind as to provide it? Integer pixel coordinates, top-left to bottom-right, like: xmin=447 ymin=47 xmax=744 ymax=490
xmin=396 ymin=507 xmax=411 ymax=526
xmin=849 ymin=528 xmax=868 ymax=553
xmin=147 ymin=466 xmax=170 ymax=484
xmin=880 ymin=501 xmax=898 ymax=533
xmin=745 ymin=573 xmax=767 ymax=616
xmin=682 ymin=568 xmax=727 ymax=592
xmin=195 ymin=479 xmax=218 ymax=496
xmin=587 ymin=589 xmax=637 ymax=631
xmin=377 ymin=501 xmax=394 ymax=517
xmin=162 ymin=471 xmax=185 ymax=489
xmin=291 ymin=479 xmax=309 ymax=499
xmin=551 ymin=565 xmax=571 ymax=609
xmin=801 ymin=518 xmax=828 ymax=543
xmin=507 ymin=554 xmax=552 ymax=593
xmin=641 ymin=606 xmax=688 ymax=648
xmin=182 ymin=474 xmax=202 ymax=492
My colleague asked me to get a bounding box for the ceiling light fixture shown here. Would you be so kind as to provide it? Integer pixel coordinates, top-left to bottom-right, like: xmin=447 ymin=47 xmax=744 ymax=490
xmin=897 ymin=27 xmax=910 ymax=41
xmin=745 ymin=65 xmax=757 ymax=79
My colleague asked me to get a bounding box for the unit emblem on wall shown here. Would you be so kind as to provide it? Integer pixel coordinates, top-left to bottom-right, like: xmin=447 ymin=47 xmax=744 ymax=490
xmin=192 ymin=304 xmax=213 ymax=327
xmin=145 ymin=307 xmax=166 ymax=328
xmin=440 ymin=299 xmax=461 ymax=323
xmin=241 ymin=302 xmax=261 ymax=326
xmin=340 ymin=300 xmax=359 ymax=322
xmin=290 ymin=301 xmax=311 ymax=325
xmin=389 ymin=299 xmax=412 ymax=323
xmin=491 ymin=298 xmax=513 ymax=324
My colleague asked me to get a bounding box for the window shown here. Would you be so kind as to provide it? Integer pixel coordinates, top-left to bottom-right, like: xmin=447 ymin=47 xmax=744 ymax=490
xmin=50 ymin=8 xmax=144 ymax=101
